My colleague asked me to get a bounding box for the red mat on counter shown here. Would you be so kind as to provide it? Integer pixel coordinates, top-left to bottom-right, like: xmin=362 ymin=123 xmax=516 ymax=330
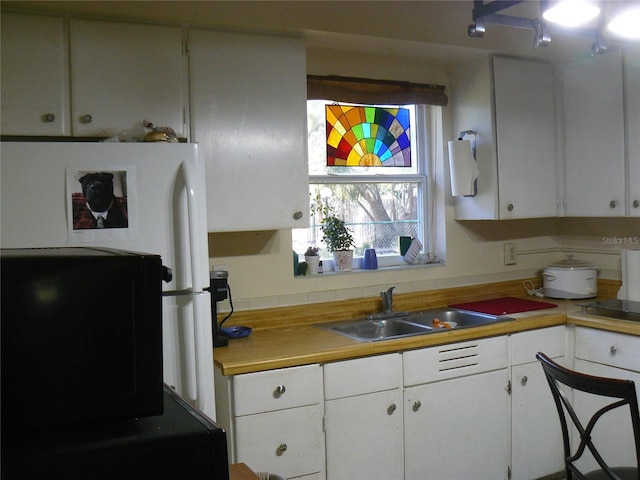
xmin=449 ymin=297 xmax=558 ymax=315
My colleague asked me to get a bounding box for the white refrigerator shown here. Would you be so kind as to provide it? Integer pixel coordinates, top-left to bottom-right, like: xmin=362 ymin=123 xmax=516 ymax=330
xmin=0 ymin=141 xmax=216 ymax=419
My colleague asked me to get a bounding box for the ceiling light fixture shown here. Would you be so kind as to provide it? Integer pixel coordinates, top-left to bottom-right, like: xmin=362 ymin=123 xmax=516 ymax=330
xmin=467 ymin=0 xmax=609 ymax=53
xmin=542 ymin=0 xmax=600 ymax=27
xmin=608 ymin=5 xmax=640 ymax=40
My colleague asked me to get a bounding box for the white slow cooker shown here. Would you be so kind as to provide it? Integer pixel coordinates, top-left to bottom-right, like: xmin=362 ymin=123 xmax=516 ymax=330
xmin=543 ymin=255 xmax=597 ymax=299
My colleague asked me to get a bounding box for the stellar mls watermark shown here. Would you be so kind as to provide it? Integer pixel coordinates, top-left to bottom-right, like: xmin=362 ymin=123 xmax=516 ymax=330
xmin=602 ymin=236 xmax=640 ymax=245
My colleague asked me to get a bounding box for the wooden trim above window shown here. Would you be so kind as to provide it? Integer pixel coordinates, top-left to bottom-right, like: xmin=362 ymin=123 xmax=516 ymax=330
xmin=307 ymin=75 xmax=448 ymax=107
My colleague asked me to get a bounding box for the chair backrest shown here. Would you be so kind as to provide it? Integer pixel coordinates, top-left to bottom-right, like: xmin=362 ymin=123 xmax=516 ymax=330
xmin=536 ymin=352 xmax=640 ymax=480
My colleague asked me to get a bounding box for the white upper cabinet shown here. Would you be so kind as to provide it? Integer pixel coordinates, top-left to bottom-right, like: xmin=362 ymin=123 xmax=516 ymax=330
xmin=188 ymin=29 xmax=309 ymax=232
xmin=561 ymin=50 xmax=626 ymax=216
xmin=450 ymin=56 xmax=558 ymax=220
xmin=69 ymin=19 xmax=186 ymax=137
xmin=624 ymin=49 xmax=640 ymax=217
xmin=1 ymin=13 xmax=70 ymax=136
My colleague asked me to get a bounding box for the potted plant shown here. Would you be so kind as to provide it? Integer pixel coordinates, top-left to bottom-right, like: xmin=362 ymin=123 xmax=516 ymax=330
xmin=311 ymin=194 xmax=355 ymax=271
xmin=304 ymin=246 xmax=320 ymax=275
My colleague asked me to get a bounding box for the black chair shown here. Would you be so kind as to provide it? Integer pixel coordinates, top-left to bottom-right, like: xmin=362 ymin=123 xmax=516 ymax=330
xmin=536 ymin=352 xmax=640 ymax=480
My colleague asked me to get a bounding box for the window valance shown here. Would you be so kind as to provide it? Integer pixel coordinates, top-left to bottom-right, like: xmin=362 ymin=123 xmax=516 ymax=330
xmin=307 ymin=75 xmax=448 ymax=107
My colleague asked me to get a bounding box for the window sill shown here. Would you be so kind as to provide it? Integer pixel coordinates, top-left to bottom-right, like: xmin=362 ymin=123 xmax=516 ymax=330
xmin=295 ymin=257 xmax=444 ymax=277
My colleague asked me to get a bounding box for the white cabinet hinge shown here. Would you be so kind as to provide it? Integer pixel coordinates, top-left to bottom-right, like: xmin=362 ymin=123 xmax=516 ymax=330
xmin=505 ymin=379 xmax=512 ymax=395
xmin=507 ymin=465 xmax=512 ymax=479
xmin=322 ymin=414 xmax=327 ymax=433
xmin=182 ymin=39 xmax=189 ymax=56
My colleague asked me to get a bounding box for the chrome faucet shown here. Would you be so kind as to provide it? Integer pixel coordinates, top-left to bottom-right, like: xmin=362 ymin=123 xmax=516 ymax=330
xmin=380 ymin=285 xmax=395 ymax=313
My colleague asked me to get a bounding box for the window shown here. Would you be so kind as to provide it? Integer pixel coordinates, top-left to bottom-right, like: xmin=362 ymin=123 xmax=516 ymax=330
xmin=293 ymin=100 xmax=435 ymax=268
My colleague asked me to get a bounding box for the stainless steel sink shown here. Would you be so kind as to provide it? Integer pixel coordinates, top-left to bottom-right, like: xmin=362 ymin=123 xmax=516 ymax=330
xmin=316 ymin=308 xmax=513 ymax=342
xmin=402 ymin=309 xmax=514 ymax=329
xmin=316 ymin=318 xmax=433 ymax=342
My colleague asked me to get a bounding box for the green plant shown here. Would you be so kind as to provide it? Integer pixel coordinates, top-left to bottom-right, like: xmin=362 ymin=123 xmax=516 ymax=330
xmin=311 ymin=193 xmax=355 ymax=253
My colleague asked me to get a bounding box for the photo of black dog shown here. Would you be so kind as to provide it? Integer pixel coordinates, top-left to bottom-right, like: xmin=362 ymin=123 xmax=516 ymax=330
xmin=72 ymin=171 xmax=129 ymax=230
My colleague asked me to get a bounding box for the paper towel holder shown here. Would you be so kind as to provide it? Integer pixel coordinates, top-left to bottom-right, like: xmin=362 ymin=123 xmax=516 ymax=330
xmin=450 ymin=130 xmax=477 ymax=197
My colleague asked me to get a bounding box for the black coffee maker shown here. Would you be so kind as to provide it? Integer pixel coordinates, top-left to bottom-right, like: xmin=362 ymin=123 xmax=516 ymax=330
xmin=209 ymin=270 xmax=230 ymax=348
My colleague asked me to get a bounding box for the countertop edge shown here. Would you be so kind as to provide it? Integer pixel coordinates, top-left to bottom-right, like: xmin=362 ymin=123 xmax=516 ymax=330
xmin=215 ymin=298 xmax=640 ymax=376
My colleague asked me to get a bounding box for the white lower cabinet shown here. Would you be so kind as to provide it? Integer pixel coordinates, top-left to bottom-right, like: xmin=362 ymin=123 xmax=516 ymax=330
xmin=216 ymin=326 xmax=637 ymax=480
xmin=510 ymin=326 xmax=566 ymax=480
xmin=323 ymin=353 xmax=403 ymax=480
xmin=403 ymin=337 xmax=510 ymax=479
xmin=572 ymin=327 xmax=640 ymax=473
xmin=214 ymin=364 xmax=325 ymax=479
xmin=235 ymin=404 xmax=325 ymax=479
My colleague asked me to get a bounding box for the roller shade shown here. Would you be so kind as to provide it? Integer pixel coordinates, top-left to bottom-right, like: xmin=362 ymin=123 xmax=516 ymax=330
xmin=307 ymin=75 xmax=448 ymax=106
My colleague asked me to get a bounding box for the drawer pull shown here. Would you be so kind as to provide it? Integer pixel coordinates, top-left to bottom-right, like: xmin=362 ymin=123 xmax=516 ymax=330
xmin=521 ymin=376 xmax=528 ymax=386
xmin=412 ymin=401 xmax=422 ymax=412
xmin=44 ymin=113 xmax=56 ymax=123
xmin=277 ymin=443 xmax=288 ymax=455
xmin=274 ymin=384 xmax=286 ymax=397
xmin=387 ymin=403 xmax=397 ymax=415
xmin=610 ymin=345 xmax=617 ymax=355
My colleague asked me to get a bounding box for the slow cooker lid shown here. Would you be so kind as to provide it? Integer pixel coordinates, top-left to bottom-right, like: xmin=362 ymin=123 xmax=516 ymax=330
xmin=547 ymin=255 xmax=593 ymax=269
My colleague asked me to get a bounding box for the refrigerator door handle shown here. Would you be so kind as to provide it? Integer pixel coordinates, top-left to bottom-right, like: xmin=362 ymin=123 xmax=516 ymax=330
xmin=178 ymin=159 xmax=215 ymax=417
xmin=180 ymin=160 xmax=207 ymax=292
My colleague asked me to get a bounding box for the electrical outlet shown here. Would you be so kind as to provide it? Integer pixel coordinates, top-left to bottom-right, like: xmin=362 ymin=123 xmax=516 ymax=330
xmin=504 ymin=243 xmax=517 ymax=265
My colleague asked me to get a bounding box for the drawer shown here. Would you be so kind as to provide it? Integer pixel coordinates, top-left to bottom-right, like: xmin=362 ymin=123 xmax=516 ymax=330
xmin=575 ymin=327 xmax=640 ymax=372
xmin=235 ymin=403 xmax=325 ymax=479
xmin=511 ymin=326 xmax=565 ymax=366
xmin=233 ymin=364 xmax=322 ymax=416
xmin=403 ymin=336 xmax=509 ymax=386
xmin=324 ymin=353 xmax=401 ymax=400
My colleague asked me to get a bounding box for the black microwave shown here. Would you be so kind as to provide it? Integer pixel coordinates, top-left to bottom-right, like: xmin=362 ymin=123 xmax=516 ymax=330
xmin=1 ymin=247 xmax=165 ymax=432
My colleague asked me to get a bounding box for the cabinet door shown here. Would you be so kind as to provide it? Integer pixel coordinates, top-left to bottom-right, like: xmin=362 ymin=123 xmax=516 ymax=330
xmin=625 ymin=49 xmax=640 ymax=216
xmin=235 ymin=404 xmax=325 ymax=479
xmin=325 ymin=389 xmax=403 ymax=480
xmin=189 ymin=29 xmax=309 ymax=232
xmin=562 ymin=50 xmax=625 ymax=216
xmin=70 ymin=19 xmax=186 ymax=137
xmin=511 ymin=359 xmax=565 ymax=480
xmin=1 ymin=13 xmax=69 ymax=136
xmin=404 ymin=369 xmax=510 ymax=480
xmin=573 ymin=360 xmax=640 ymax=473
xmin=493 ymin=57 xmax=557 ymax=218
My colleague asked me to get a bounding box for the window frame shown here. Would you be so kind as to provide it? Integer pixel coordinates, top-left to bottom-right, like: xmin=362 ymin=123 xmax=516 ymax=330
xmin=298 ymin=103 xmax=434 ymax=269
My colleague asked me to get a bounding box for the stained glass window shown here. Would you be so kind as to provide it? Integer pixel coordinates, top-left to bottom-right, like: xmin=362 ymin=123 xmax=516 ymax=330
xmin=325 ymin=105 xmax=411 ymax=167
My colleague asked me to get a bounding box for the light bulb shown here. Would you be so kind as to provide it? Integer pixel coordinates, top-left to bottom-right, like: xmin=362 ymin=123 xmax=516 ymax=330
xmin=543 ymin=0 xmax=601 ymax=27
xmin=608 ymin=6 xmax=640 ymax=39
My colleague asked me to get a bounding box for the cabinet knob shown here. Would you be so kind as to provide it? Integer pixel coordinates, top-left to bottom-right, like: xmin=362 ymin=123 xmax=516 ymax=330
xmin=80 ymin=114 xmax=93 ymax=124
xmin=520 ymin=376 xmax=528 ymax=386
xmin=507 ymin=203 xmax=514 ymax=212
xmin=610 ymin=200 xmax=617 ymax=209
xmin=633 ymin=200 xmax=640 ymax=209
xmin=43 ymin=113 xmax=56 ymax=123
xmin=292 ymin=211 xmax=303 ymax=221
xmin=412 ymin=401 xmax=422 ymax=412
xmin=387 ymin=403 xmax=397 ymax=415
xmin=274 ymin=384 xmax=286 ymax=397
xmin=277 ymin=443 xmax=288 ymax=455
xmin=610 ymin=345 xmax=617 ymax=355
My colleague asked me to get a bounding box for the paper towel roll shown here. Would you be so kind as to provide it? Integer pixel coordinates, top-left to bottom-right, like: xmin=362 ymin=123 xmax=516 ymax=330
xmin=618 ymin=249 xmax=640 ymax=301
xmin=448 ymin=139 xmax=479 ymax=197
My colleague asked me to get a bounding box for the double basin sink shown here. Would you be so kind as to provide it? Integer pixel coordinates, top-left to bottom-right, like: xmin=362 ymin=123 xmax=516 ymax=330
xmin=316 ymin=308 xmax=514 ymax=342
